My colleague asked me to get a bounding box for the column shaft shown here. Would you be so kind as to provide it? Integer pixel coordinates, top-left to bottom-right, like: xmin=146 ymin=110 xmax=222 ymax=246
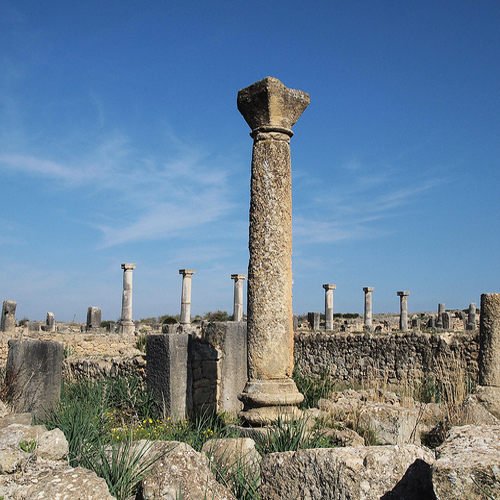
xmin=179 ymin=269 xmax=195 ymax=325
xmin=231 ymin=274 xmax=246 ymax=322
xmin=363 ymin=287 xmax=374 ymax=330
xmin=397 ymin=291 xmax=410 ymax=332
xmin=323 ymin=284 xmax=336 ymax=331
xmin=479 ymin=293 xmax=500 ymax=386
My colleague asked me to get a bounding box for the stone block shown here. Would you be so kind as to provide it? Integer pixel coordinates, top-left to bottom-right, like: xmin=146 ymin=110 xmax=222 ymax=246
xmin=86 ymin=306 xmax=101 ymax=331
xmin=432 ymin=425 xmax=500 ymax=499
xmin=259 ymin=445 xmax=435 ymax=500
xmin=1 ymin=300 xmax=17 ymax=333
xmin=146 ymin=334 xmax=192 ymax=420
xmin=308 ymin=312 xmax=320 ymax=330
xmin=6 ymin=339 xmax=63 ymax=419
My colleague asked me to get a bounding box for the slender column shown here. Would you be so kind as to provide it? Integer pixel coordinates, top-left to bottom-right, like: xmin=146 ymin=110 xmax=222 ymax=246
xmin=231 ymin=274 xmax=246 ymax=322
xmin=237 ymin=77 xmax=309 ymax=424
xmin=323 ymin=284 xmax=336 ymax=330
xmin=179 ymin=269 xmax=195 ymax=325
xmin=118 ymin=263 xmax=136 ymax=335
xmin=397 ymin=291 xmax=410 ymax=332
xmin=363 ymin=287 xmax=374 ymax=331
xmin=479 ymin=293 xmax=500 ymax=386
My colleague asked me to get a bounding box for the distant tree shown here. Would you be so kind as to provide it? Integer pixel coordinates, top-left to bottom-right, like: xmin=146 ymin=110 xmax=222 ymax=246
xmin=203 ymin=310 xmax=231 ymax=322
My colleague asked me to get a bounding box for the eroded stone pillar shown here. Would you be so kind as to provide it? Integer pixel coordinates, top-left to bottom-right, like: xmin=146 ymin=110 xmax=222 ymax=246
xmin=467 ymin=302 xmax=477 ymax=331
xmin=231 ymin=274 xmax=246 ymax=322
xmin=397 ymin=291 xmax=410 ymax=332
xmin=237 ymin=77 xmax=309 ymax=424
xmin=363 ymin=287 xmax=374 ymax=331
xmin=86 ymin=307 xmax=101 ymax=331
xmin=1 ymin=301 xmax=17 ymax=333
xmin=179 ymin=269 xmax=195 ymax=325
xmin=46 ymin=312 xmax=55 ymax=333
xmin=436 ymin=303 xmax=445 ymax=328
xmin=118 ymin=263 xmax=136 ymax=335
xmin=323 ymin=284 xmax=336 ymax=330
xmin=479 ymin=293 xmax=500 ymax=386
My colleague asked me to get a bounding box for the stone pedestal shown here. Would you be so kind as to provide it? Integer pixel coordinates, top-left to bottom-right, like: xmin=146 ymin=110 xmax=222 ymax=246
xmin=118 ymin=263 xmax=136 ymax=335
xmin=397 ymin=291 xmax=410 ymax=332
xmin=237 ymin=77 xmax=309 ymax=424
xmin=363 ymin=287 xmax=374 ymax=331
xmin=179 ymin=269 xmax=195 ymax=325
xmin=479 ymin=293 xmax=500 ymax=387
xmin=308 ymin=312 xmax=320 ymax=331
xmin=467 ymin=302 xmax=477 ymax=331
xmin=323 ymin=284 xmax=336 ymax=331
xmin=1 ymin=301 xmax=17 ymax=333
xmin=231 ymin=274 xmax=246 ymax=322
xmin=86 ymin=307 xmax=101 ymax=331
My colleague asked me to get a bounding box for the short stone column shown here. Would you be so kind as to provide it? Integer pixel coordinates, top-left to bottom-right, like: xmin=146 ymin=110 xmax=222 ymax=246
xmin=86 ymin=307 xmax=101 ymax=331
xmin=323 ymin=284 xmax=336 ymax=331
xmin=397 ymin=291 xmax=410 ymax=332
xmin=231 ymin=274 xmax=246 ymax=322
xmin=237 ymin=77 xmax=309 ymax=424
xmin=479 ymin=293 xmax=500 ymax=386
xmin=467 ymin=302 xmax=477 ymax=331
xmin=179 ymin=269 xmax=195 ymax=325
xmin=118 ymin=263 xmax=136 ymax=335
xmin=436 ymin=303 xmax=445 ymax=328
xmin=1 ymin=301 xmax=17 ymax=333
xmin=363 ymin=287 xmax=375 ymax=331
xmin=45 ymin=312 xmax=55 ymax=332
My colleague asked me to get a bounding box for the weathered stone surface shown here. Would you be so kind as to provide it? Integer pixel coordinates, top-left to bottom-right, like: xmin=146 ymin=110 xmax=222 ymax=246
xmin=461 ymin=393 xmax=499 ymax=425
xmin=358 ymin=402 xmax=422 ymax=445
xmin=0 ymin=412 xmax=31 ymax=429
xmin=323 ymin=426 xmax=365 ymax=447
xmin=432 ymin=425 xmax=500 ymax=499
xmin=37 ymin=427 xmax=68 ymax=461
xmin=0 ymin=447 xmax=29 ymax=473
xmin=202 ymin=437 xmax=261 ymax=478
xmin=479 ymin=293 xmax=500 ymax=386
xmin=139 ymin=440 xmax=236 ymax=500
xmin=259 ymin=445 xmax=435 ymax=500
xmin=475 ymin=385 xmax=500 ymax=419
xmin=1 ymin=301 xmax=17 ymax=333
xmin=23 ymin=466 xmax=115 ymax=499
xmin=0 ymin=424 xmax=47 ymax=448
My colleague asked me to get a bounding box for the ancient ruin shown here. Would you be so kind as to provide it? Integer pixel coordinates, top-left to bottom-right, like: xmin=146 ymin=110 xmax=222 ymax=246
xmin=363 ymin=287 xmax=374 ymax=331
xmin=179 ymin=269 xmax=195 ymax=325
xmin=397 ymin=291 xmax=410 ymax=332
xmin=118 ymin=263 xmax=136 ymax=335
xmin=323 ymin=284 xmax=336 ymax=331
xmin=231 ymin=274 xmax=246 ymax=322
xmin=237 ymin=76 xmax=309 ymax=424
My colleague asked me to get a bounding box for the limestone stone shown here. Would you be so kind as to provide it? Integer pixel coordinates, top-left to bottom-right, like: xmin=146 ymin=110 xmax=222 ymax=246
xmin=0 ymin=424 xmax=47 ymax=446
xmin=460 ymin=394 xmax=499 ymax=425
xmin=363 ymin=287 xmax=374 ymax=331
xmin=308 ymin=312 xmax=320 ymax=330
xmin=86 ymin=306 xmax=101 ymax=331
xmin=231 ymin=274 xmax=246 ymax=322
xmin=44 ymin=311 xmax=55 ymax=332
xmin=118 ymin=262 xmax=136 ymax=335
xmin=432 ymin=425 xmax=500 ymax=499
xmin=0 ymin=412 xmax=31 ymax=429
xmin=237 ymin=77 xmax=309 ymax=424
xmin=474 ymin=385 xmax=500 ymax=419
xmin=0 ymin=447 xmax=28 ymax=473
xmin=323 ymin=284 xmax=336 ymax=331
xmin=467 ymin=302 xmax=477 ymax=331
xmin=179 ymin=269 xmax=195 ymax=325
xmin=259 ymin=445 xmax=435 ymax=500
xmin=397 ymin=292 xmax=410 ymax=332
xmin=139 ymin=440 xmax=237 ymax=500
xmin=36 ymin=427 xmax=68 ymax=461
xmin=202 ymin=437 xmax=261 ymax=478
xmin=1 ymin=301 xmax=17 ymax=333
xmin=358 ymin=402 xmax=422 ymax=445
xmin=479 ymin=293 xmax=500 ymax=386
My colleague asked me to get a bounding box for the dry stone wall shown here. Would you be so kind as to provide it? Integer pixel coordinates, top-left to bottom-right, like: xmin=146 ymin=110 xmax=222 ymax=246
xmin=294 ymin=330 xmax=480 ymax=386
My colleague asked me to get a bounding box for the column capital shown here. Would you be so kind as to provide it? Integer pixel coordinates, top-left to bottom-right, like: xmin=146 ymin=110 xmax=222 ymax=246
xmin=363 ymin=287 xmax=375 ymax=293
xmin=237 ymin=77 xmax=310 ymax=137
xmin=231 ymin=274 xmax=247 ymax=281
xmin=397 ymin=291 xmax=410 ymax=297
xmin=179 ymin=269 xmax=195 ymax=276
xmin=323 ymin=284 xmax=336 ymax=291
xmin=121 ymin=263 xmax=136 ymax=270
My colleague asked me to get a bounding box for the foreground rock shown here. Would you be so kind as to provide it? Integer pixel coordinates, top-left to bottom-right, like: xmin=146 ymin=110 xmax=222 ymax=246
xmin=259 ymin=444 xmax=435 ymax=500
xmin=432 ymin=425 xmax=500 ymax=499
xmin=138 ymin=440 xmax=236 ymax=500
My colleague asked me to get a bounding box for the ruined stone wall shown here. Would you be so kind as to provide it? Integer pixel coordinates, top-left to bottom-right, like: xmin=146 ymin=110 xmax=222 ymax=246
xmin=294 ymin=330 xmax=480 ymax=386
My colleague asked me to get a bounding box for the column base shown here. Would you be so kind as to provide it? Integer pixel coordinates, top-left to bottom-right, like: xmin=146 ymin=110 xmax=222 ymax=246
xmin=117 ymin=320 xmax=135 ymax=335
xmin=238 ymin=378 xmax=304 ymax=425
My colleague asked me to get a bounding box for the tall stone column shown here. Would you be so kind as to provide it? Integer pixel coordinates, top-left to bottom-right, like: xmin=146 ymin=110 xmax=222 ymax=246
xmin=118 ymin=263 xmax=136 ymax=335
xmin=397 ymin=291 xmax=410 ymax=332
xmin=363 ymin=287 xmax=374 ymax=331
xmin=237 ymin=77 xmax=309 ymax=424
xmin=231 ymin=274 xmax=246 ymax=322
xmin=1 ymin=301 xmax=17 ymax=333
xmin=479 ymin=293 xmax=500 ymax=386
xmin=179 ymin=269 xmax=195 ymax=325
xmin=323 ymin=284 xmax=336 ymax=330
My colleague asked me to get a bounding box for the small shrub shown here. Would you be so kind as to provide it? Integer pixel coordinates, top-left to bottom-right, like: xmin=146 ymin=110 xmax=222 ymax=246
xmin=160 ymin=315 xmax=178 ymax=325
xmin=18 ymin=317 xmax=29 ymax=327
xmin=19 ymin=440 xmax=37 ymax=453
xmin=203 ymin=310 xmax=231 ymax=322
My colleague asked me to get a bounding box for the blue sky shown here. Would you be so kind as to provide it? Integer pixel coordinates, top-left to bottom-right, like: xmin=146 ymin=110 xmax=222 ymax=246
xmin=1 ymin=1 xmax=499 ymax=322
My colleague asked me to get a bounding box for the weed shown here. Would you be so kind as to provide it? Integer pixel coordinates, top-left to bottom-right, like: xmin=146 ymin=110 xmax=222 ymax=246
xmin=135 ymin=334 xmax=147 ymax=352
xmin=293 ymin=366 xmax=337 ymax=409
xmin=19 ymin=440 xmax=37 ymax=453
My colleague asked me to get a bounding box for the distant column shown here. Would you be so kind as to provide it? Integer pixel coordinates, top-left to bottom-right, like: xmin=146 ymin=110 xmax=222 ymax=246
xmin=1 ymin=301 xmax=17 ymax=333
xmin=323 ymin=284 xmax=336 ymax=330
xmin=397 ymin=291 xmax=410 ymax=332
xmin=46 ymin=312 xmax=56 ymax=333
xmin=479 ymin=293 xmax=500 ymax=386
xmin=436 ymin=303 xmax=445 ymax=328
xmin=363 ymin=287 xmax=375 ymax=331
xmin=467 ymin=302 xmax=477 ymax=331
xmin=118 ymin=263 xmax=136 ymax=335
xmin=179 ymin=269 xmax=195 ymax=325
xmin=231 ymin=274 xmax=246 ymax=322
xmin=86 ymin=307 xmax=101 ymax=331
